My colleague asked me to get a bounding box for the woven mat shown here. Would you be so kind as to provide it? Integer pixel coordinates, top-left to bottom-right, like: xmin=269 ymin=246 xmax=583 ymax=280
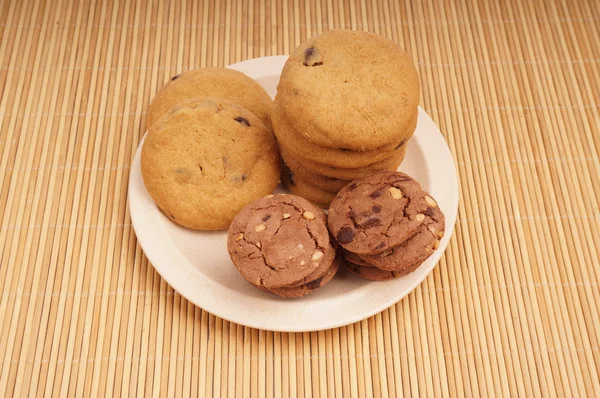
xmin=1 ymin=0 xmax=599 ymax=396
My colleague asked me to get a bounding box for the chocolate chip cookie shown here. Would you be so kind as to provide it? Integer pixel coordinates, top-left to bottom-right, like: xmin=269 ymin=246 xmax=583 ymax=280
xmin=275 ymin=30 xmax=420 ymax=150
xmin=272 ymin=102 xmax=416 ymax=168
xmin=280 ymin=143 xmax=407 ymax=181
xmin=281 ymin=165 xmax=337 ymax=207
xmin=146 ymin=67 xmax=273 ymax=130
xmin=328 ymin=171 xmax=443 ymax=255
xmin=141 ymin=97 xmax=280 ymax=230
xmin=279 ymin=149 xmax=351 ymax=193
xmin=227 ymin=194 xmax=337 ymax=289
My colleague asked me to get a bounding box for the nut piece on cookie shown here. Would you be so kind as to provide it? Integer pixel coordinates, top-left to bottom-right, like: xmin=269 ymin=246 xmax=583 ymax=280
xmin=227 ymin=194 xmax=339 ymax=297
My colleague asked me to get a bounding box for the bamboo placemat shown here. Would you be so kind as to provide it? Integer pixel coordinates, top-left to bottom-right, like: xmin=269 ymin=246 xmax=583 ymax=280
xmin=1 ymin=0 xmax=599 ymax=396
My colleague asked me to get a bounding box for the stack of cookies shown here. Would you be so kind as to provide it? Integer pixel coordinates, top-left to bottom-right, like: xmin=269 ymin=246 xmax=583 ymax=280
xmin=273 ymin=30 xmax=420 ymax=207
xmin=228 ymin=194 xmax=339 ymax=297
xmin=328 ymin=171 xmax=445 ymax=280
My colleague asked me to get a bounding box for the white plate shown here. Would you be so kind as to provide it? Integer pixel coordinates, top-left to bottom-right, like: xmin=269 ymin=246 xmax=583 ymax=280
xmin=128 ymin=56 xmax=458 ymax=332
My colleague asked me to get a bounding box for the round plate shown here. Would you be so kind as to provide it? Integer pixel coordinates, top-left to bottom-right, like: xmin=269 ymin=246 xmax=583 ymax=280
xmin=128 ymin=56 xmax=459 ymax=332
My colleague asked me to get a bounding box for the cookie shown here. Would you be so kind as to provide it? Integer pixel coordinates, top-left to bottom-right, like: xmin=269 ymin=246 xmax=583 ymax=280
xmin=275 ymin=30 xmax=420 ymax=150
xmin=358 ymin=205 xmax=444 ymax=271
xmin=328 ymin=171 xmax=443 ymax=255
xmin=283 ymin=218 xmax=336 ymax=288
xmin=267 ymin=253 xmax=340 ymax=297
xmin=141 ymin=97 xmax=280 ymax=230
xmin=342 ymin=249 xmax=373 ymax=267
xmin=146 ymin=67 xmax=273 ymax=130
xmin=280 ymin=152 xmax=350 ymax=193
xmin=344 ymin=258 xmax=420 ymax=281
xmin=227 ymin=194 xmax=336 ymax=288
xmin=272 ymin=102 xmax=416 ymax=168
xmin=281 ymin=166 xmax=337 ymax=207
xmin=280 ymin=142 xmax=407 ymax=181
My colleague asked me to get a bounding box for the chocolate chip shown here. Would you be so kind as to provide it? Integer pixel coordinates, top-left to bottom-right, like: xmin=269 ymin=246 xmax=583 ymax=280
xmin=336 ymin=227 xmax=355 ymax=244
xmin=375 ymin=242 xmax=386 ymax=250
xmin=348 ymin=210 xmax=357 ymax=219
xmin=370 ymin=189 xmax=383 ymax=199
xmin=231 ymin=174 xmax=247 ymax=184
xmin=170 ymin=74 xmax=180 ymax=81
xmin=303 ymin=47 xmax=324 ymax=66
xmin=361 ymin=217 xmax=381 ymax=228
xmin=372 ymin=205 xmax=382 ymax=213
xmin=262 ymin=215 xmax=271 ymax=222
xmin=426 ymin=207 xmax=436 ymax=217
xmin=174 ymin=168 xmax=193 ymax=183
xmin=306 ymin=277 xmax=324 ymax=290
xmin=348 ymin=183 xmax=358 ymax=191
xmin=234 ymin=116 xmax=250 ymax=126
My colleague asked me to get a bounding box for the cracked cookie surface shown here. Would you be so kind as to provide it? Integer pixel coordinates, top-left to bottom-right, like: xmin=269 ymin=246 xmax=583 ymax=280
xmin=264 ymin=253 xmax=340 ymax=298
xmin=146 ymin=67 xmax=273 ymax=130
xmin=227 ymin=194 xmax=336 ymax=288
xmin=141 ymin=97 xmax=280 ymax=230
xmin=275 ymin=30 xmax=420 ymax=150
xmin=328 ymin=171 xmax=444 ymax=255
xmin=357 ymin=204 xmax=444 ymax=270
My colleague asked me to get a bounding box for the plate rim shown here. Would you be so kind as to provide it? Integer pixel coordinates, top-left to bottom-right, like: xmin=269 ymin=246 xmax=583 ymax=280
xmin=128 ymin=55 xmax=459 ymax=332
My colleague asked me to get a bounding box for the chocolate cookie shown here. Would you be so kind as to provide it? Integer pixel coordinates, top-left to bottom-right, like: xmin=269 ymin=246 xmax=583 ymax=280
xmin=141 ymin=97 xmax=280 ymax=230
xmin=275 ymin=30 xmax=420 ymax=150
xmin=146 ymin=67 xmax=273 ymax=130
xmin=344 ymin=258 xmax=420 ymax=281
xmin=272 ymin=102 xmax=416 ymax=168
xmin=267 ymin=253 xmax=340 ymax=298
xmin=283 ymin=220 xmax=336 ymax=288
xmin=328 ymin=171 xmax=443 ymax=255
xmin=227 ymin=194 xmax=336 ymax=288
xmin=280 ymin=142 xmax=407 ymax=181
xmin=342 ymin=249 xmax=373 ymax=267
xmin=358 ymin=205 xmax=444 ymax=271
xmin=281 ymin=166 xmax=337 ymax=207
